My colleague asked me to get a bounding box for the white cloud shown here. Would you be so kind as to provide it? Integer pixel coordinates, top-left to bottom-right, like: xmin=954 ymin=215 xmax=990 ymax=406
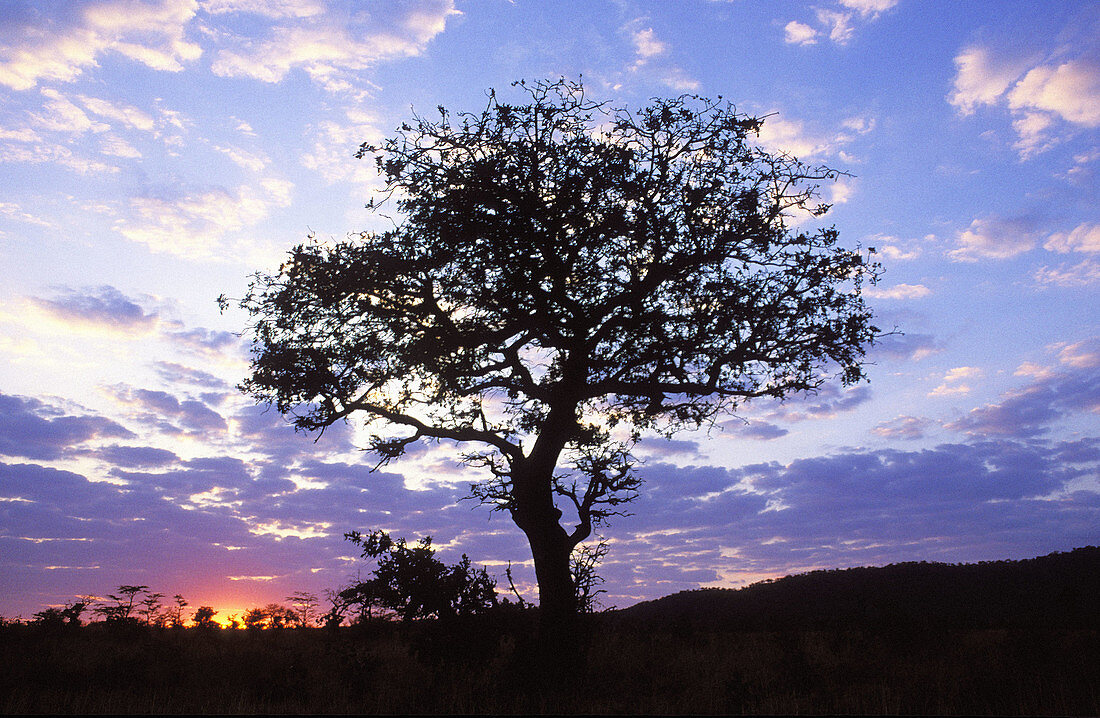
xmin=756 ymin=116 xmax=834 ymax=158
xmin=784 ymin=21 xmax=818 ymax=46
xmin=77 ymin=95 xmax=157 ymax=132
xmin=863 ymin=283 xmax=931 ymax=300
xmin=0 ymin=0 xmax=201 ymax=91
xmin=100 ymin=134 xmax=142 ymax=159
xmin=632 ymin=28 xmax=667 ymax=59
xmin=837 ymin=0 xmax=898 ymax=14
xmin=117 ymin=178 xmax=293 ymax=258
xmin=930 ymin=366 xmax=981 ymax=397
xmin=815 ymin=9 xmax=855 ymax=45
xmin=949 ymin=40 xmax=1100 ymax=159
xmin=784 ymin=0 xmax=895 ymax=47
xmin=300 ymin=109 xmax=385 ymax=186
xmin=1007 ymin=58 xmax=1100 ymax=127
xmin=32 ymin=89 xmax=109 ymax=134
xmin=209 ymin=0 xmax=457 ymax=91
xmin=214 ymin=145 xmax=270 ymax=173
xmin=1044 ymin=223 xmax=1100 ymax=254
xmin=948 ymin=47 xmax=1029 ymax=115
xmin=1034 ymin=259 xmax=1100 ymax=287
xmin=200 ymin=0 xmax=324 ymax=17
xmin=950 ymin=216 xmax=1038 ymax=261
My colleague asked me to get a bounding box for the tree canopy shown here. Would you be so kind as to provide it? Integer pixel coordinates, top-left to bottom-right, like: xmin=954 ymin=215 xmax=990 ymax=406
xmin=231 ymin=78 xmax=880 ymax=630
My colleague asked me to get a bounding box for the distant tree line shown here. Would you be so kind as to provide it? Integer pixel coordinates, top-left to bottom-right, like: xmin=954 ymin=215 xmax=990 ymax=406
xmin=10 ymin=530 xmax=610 ymax=630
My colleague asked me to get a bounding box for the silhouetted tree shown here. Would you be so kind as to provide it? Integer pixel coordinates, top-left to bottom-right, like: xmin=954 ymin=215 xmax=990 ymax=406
xmin=192 ymin=606 xmax=218 ymax=628
xmin=94 ymin=585 xmax=148 ymax=623
xmin=572 ymin=541 xmax=610 ymax=613
xmin=138 ymin=591 xmax=164 ymax=626
xmin=231 ymin=78 xmax=880 ymax=634
xmin=170 ymin=594 xmax=188 ymax=628
xmin=340 ymin=530 xmax=498 ymax=622
xmin=287 ymin=591 xmax=319 ymax=627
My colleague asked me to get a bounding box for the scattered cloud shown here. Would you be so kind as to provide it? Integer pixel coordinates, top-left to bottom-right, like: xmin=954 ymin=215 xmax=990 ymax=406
xmin=0 ymin=393 xmax=134 ymax=461
xmin=864 ymin=283 xmax=931 ymax=300
xmin=872 ymin=415 xmax=932 ymax=440
xmin=1034 ymin=258 xmax=1100 ymax=287
xmin=950 ymin=216 xmax=1038 ymax=261
xmin=208 ymin=0 xmax=458 ymax=93
xmin=29 ymin=286 xmax=159 ymax=333
xmin=0 ymin=0 xmax=201 ymax=91
xmin=1044 ymin=223 xmax=1100 ymax=254
xmin=782 ymin=0 xmax=897 ymax=47
xmin=869 ymin=332 xmax=942 ymax=362
xmin=946 ymin=352 xmax=1100 ymax=438
xmin=949 ymin=37 xmax=1100 ymax=159
xmin=930 ymin=366 xmax=981 ymax=397
xmin=116 ymin=178 xmax=293 ymax=258
xmin=783 ymin=21 xmax=818 ymax=46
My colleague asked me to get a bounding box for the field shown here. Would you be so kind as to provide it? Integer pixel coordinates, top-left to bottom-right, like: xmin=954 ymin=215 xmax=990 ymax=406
xmin=5 ymin=549 xmax=1096 ymax=715
xmin=2 ymin=613 xmax=1096 ymax=714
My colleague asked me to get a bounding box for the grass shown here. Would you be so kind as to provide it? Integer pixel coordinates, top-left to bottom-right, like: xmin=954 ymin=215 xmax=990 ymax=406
xmin=1 ymin=615 xmax=1096 ymax=715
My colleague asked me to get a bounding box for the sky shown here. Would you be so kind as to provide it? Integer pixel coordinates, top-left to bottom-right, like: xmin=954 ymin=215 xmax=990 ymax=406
xmin=0 ymin=0 xmax=1098 ymax=621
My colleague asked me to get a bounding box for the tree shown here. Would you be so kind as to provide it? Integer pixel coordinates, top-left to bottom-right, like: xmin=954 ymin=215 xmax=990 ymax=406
xmin=286 ymin=591 xmax=319 ymax=627
xmin=231 ymin=78 xmax=880 ymax=635
xmin=138 ymin=591 xmax=164 ymax=626
xmin=170 ymin=594 xmax=188 ymax=628
xmin=338 ymin=530 xmax=497 ymax=622
xmin=192 ymin=605 xmax=218 ymax=628
xmin=94 ymin=584 xmax=148 ymax=623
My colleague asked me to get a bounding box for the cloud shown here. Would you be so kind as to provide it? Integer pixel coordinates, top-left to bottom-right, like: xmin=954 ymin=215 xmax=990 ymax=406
xmin=782 ymin=0 xmax=896 ymax=47
xmin=948 ymin=47 xmax=1029 ymax=116
xmin=208 ymin=0 xmax=458 ymax=91
xmin=863 ymin=283 xmax=931 ymax=300
xmin=76 ymin=94 xmax=157 ymax=132
xmin=783 ymin=21 xmax=818 ymax=46
xmin=1044 ymin=223 xmax=1100 ymax=254
xmin=1034 ymin=258 xmax=1100 ymax=287
xmin=631 ymin=28 xmax=667 ymax=60
xmin=109 ymin=387 xmax=229 ymax=435
xmin=950 ymin=216 xmax=1038 ymax=261
xmin=946 ymin=355 xmax=1100 ymax=438
xmin=871 ymin=415 xmax=932 ymax=440
xmin=117 ymin=178 xmax=293 ymax=258
xmin=200 ymin=0 xmax=324 ymax=17
xmin=0 ymin=393 xmax=134 ymax=461
xmin=764 ymin=384 xmax=873 ymax=423
xmin=930 ymin=366 xmax=981 ymax=397
xmin=725 ymin=420 xmax=790 ymax=441
xmin=29 ymin=286 xmax=159 ymax=333
xmin=0 ymin=0 xmax=201 ymax=91
xmin=622 ymin=22 xmax=698 ymax=92
xmin=949 ymin=37 xmax=1100 ymax=158
xmin=869 ymin=332 xmax=942 ymax=362
xmin=1057 ymin=338 xmax=1100 ymax=369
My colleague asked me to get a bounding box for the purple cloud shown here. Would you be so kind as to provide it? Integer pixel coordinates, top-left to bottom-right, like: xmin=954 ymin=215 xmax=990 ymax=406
xmin=29 ymin=286 xmax=158 ymax=331
xmin=0 ymin=393 xmax=134 ymax=460
xmin=947 ymin=364 xmax=1100 ymax=438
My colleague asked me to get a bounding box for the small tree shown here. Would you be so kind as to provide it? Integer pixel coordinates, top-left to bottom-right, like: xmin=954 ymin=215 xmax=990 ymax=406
xmin=170 ymin=594 xmax=188 ymax=628
xmin=94 ymin=585 xmax=148 ymax=623
xmin=340 ymin=530 xmax=498 ymax=622
xmin=232 ymin=78 xmax=879 ymax=634
xmin=138 ymin=591 xmax=165 ymax=626
xmin=192 ymin=606 xmax=218 ymax=628
xmin=286 ymin=591 xmax=319 ymax=627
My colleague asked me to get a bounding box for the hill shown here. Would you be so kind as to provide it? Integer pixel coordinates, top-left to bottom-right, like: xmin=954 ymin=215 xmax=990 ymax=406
xmin=615 ymin=546 xmax=1100 ymax=632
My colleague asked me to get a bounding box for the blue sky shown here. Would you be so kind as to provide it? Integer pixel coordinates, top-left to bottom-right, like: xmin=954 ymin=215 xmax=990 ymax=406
xmin=0 ymin=0 xmax=1097 ymax=620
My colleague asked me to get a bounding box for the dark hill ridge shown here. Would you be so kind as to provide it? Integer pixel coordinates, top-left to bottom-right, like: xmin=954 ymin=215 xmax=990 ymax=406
xmin=615 ymin=546 xmax=1100 ymax=631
